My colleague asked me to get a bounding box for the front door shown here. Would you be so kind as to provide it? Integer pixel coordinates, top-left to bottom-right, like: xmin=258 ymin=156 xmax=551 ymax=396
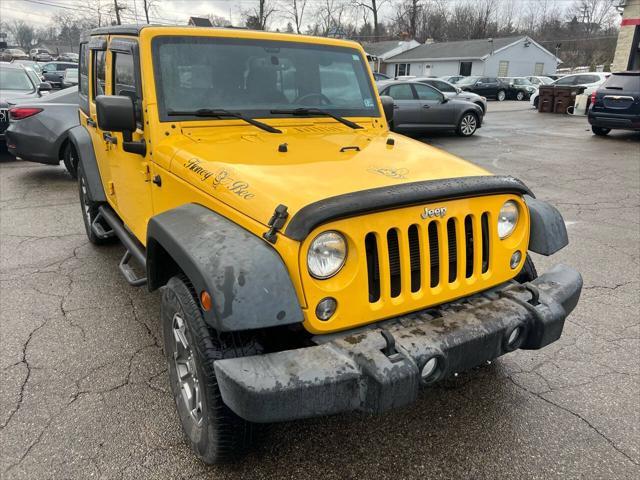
xmin=100 ymin=38 xmax=154 ymax=243
xmin=413 ymin=83 xmax=455 ymax=127
xmin=384 ymin=83 xmax=421 ymax=127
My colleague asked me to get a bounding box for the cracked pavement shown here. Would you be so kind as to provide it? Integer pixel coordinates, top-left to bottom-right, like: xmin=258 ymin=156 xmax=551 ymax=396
xmin=1 ymin=102 xmax=639 ymax=479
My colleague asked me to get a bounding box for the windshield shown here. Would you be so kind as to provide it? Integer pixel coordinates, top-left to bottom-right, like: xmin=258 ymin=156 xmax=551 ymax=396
xmin=0 ymin=68 xmax=34 ymax=91
xmin=456 ymin=76 xmax=478 ymax=86
xmin=152 ymin=36 xmax=379 ymax=120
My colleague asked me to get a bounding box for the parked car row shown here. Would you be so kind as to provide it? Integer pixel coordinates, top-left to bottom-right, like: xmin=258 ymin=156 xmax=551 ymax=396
xmin=0 ymin=47 xmax=78 ymax=62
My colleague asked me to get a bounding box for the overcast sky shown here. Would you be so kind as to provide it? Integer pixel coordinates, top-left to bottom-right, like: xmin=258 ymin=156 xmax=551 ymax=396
xmin=0 ymin=0 xmax=585 ymax=33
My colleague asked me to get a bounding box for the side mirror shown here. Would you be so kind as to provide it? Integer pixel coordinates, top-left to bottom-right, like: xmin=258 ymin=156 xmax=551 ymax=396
xmin=476 ymin=82 xmax=483 ymax=86
xmin=441 ymin=96 xmax=449 ymax=104
xmin=37 ymin=82 xmax=52 ymax=94
xmin=96 ymin=95 xmax=136 ymax=132
xmin=380 ymin=95 xmax=394 ymax=123
xmin=455 ymin=87 xmax=462 ymax=94
xmin=95 ymin=95 xmax=146 ymax=156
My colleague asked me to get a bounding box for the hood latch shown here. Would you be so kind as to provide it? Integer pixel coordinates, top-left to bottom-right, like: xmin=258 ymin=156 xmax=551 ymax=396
xmin=263 ymin=204 xmax=289 ymax=244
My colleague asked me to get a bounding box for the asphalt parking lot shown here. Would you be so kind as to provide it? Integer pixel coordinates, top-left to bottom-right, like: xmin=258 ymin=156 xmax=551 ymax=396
xmin=1 ymin=101 xmax=638 ymax=479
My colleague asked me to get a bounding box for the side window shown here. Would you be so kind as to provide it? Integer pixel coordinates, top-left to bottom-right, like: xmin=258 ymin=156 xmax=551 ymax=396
xmin=113 ymin=53 xmax=137 ymax=99
xmin=555 ymin=76 xmax=575 ymax=86
xmin=577 ymin=75 xmax=599 ymax=84
xmin=387 ymin=84 xmax=414 ymax=100
xmin=79 ymin=44 xmax=89 ymax=97
xmin=112 ymin=50 xmax=143 ymax=126
xmin=433 ymin=80 xmax=455 ymax=92
xmin=92 ymin=50 xmax=106 ymax=99
xmin=414 ymin=83 xmax=442 ymax=101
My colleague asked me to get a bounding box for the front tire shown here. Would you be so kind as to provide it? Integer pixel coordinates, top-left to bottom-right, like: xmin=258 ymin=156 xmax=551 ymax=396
xmin=592 ymin=126 xmax=611 ymax=136
xmin=457 ymin=112 xmax=478 ymax=137
xmin=516 ymin=91 xmax=525 ymax=101
xmin=497 ymin=90 xmax=506 ymax=101
xmin=162 ymin=275 xmax=262 ymax=464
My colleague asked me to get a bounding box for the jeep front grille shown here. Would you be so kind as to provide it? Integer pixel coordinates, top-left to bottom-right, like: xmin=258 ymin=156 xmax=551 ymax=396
xmin=364 ymin=213 xmax=491 ymax=303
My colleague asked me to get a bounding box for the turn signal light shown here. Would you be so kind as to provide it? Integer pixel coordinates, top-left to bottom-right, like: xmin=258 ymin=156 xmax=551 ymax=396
xmin=200 ymin=290 xmax=212 ymax=311
xmin=9 ymin=107 xmax=43 ymax=120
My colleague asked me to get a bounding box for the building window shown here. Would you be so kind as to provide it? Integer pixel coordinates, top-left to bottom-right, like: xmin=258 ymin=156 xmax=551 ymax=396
xmin=498 ymin=60 xmax=509 ymax=77
xmin=534 ymin=62 xmax=544 ymax=75
xmin=459 ymin=61 xmax=472 ymax=76
xmin=395 ymin=63 xmax=410 ymax=77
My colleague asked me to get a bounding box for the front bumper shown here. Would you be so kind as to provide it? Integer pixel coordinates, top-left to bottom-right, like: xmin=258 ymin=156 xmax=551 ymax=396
xmin=215 ymin=264 xmax=582 ymax=423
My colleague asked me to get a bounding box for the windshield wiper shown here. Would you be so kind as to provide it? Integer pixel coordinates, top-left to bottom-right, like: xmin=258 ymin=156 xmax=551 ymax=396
xmin=270 ymin=108 xmax=363 ymax=129
xmin=167 ymin=108 xmax=282 ymax=134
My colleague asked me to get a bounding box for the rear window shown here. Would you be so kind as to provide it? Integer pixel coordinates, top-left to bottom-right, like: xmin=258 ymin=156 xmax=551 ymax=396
xmin=603 ymin=74 xmax=640 ymax=91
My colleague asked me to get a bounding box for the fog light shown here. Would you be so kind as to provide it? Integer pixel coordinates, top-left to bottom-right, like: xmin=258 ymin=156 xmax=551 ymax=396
xmin=316 ymin=297 xmax=337 ymax=321
xmin=510 ymin=250 xmax=522 ymax=269
xmin=507 ymin=327 xmax=522 ymax=346
xmin=421 ymin=357 xmax=439 ymax=381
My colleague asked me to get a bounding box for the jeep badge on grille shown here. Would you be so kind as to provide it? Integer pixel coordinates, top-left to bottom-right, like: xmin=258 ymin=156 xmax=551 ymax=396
xmin=421 ymin=207 xmax=447 ymax=219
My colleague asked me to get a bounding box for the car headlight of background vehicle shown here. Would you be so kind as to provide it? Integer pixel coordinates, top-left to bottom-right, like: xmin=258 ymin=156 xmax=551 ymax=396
xmin=307 ymin=231 xmax=347 ymax=279
xmin=498 ymin=200 xmax=519 ymax=239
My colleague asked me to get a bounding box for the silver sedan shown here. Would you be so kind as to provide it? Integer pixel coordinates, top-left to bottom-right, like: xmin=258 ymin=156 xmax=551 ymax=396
xmin=378 ymin=80 xmax=484 ymax=137
xmin=5 ymin=87 xmax=80 ymax=177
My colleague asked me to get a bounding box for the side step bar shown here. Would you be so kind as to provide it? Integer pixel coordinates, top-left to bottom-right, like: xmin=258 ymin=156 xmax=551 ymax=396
xmin=95 ymin=205 xmax=148 ymax=287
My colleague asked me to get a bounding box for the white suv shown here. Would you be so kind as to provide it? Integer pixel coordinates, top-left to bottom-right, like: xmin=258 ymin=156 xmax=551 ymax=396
xmin=530 ymin=72 xmax=610 ymax=109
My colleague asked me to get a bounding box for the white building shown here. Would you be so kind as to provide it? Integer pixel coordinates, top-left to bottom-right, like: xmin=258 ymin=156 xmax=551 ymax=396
xmin=384 ymin=36 xmax=561 ymax=78
xmin=362 ymin=40 xmax=421 ymax=73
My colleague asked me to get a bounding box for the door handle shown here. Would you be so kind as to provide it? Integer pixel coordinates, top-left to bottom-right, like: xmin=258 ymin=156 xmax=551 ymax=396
xmin=393 ymin=105 xmax=399 ymax=109
xmin=103 ymin=132 xmax=118 ymax=145
xmin=86 ymin=118 xmax=96 ymax=128
xmin=422 ymin=104 xmax=431 ymax=109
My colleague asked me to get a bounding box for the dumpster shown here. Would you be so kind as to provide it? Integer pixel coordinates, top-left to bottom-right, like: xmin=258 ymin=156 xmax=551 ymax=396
xmin=538 ymin=85 xmax=586 ymax=114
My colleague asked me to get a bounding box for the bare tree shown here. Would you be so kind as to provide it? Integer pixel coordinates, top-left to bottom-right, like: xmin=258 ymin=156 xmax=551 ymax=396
xmin=112 ymin=0 xmax=126 ymax=25
xmin=207 ymin=14 xmax=232 ymax=27
xmin=356 ymin=0 xmax=388 ymax=40
xmin=245 ymin=0 xmax=277 ymax=30
xmin=284 ymin=0 xmax=308 ymax=34
xmin=142 ymin=0 xmax=159 ymax=24
xmin=8 ymin=20 xmax=35 ymax=51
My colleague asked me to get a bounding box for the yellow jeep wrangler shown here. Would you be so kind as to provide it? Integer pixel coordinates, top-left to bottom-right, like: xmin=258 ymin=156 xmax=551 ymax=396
xmin=71 ymin=25 xmax=582 ymax=463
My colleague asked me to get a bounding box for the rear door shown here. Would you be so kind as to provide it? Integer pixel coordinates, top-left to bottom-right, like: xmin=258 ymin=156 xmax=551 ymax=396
xmin=413 ymin=83 xmax=455 ymax=127
xmin=382 ymin=83 xmax=420 ymax=127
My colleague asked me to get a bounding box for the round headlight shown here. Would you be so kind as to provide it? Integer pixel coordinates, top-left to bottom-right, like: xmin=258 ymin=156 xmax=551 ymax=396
xmin=498 ymin=200 xmax=519 ymax=239
xmin=307 ymin=231 xmax=347 ymax=279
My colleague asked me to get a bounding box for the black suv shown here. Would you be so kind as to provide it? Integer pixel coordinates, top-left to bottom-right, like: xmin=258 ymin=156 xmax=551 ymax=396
xmin=588 ymin=72 xmax=640 ymax=136
xmin=456 ymin=76 xmax=508 ymax=101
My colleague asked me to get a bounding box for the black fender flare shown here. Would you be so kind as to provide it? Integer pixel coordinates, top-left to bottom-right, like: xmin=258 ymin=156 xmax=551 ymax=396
xmin=67 ymin=125 xmax=106 ymax=202
xmin=146 ymin=203 xmax=304 ymax=332
xmin=524 ymin=195 xmax=569 ymax=256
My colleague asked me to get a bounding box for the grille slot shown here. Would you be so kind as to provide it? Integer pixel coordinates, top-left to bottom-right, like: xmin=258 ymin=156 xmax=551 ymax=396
xmin=465 ymin=215 xmax=474 ymax=278
xmin=365 ymin=211 xmax=491 ymax=303
xmin=481 ymin=212 xmax=490 ymax=273
xmin=387 ymin=229 xmax=401 ymax=298
xmin=365 ymin=233 xmax=380 ymax=302
xmin=408 ymin=225 xmax=421 ymax=292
